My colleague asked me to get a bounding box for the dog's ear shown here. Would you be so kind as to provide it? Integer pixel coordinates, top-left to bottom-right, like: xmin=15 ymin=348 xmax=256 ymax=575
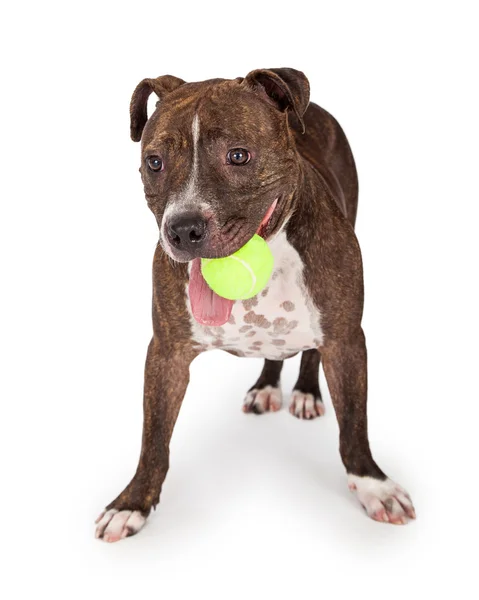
xmin=242 ymin=68 xmax=310 ymax=133
xmin=130 ymin=75 xmax=186 ymax=142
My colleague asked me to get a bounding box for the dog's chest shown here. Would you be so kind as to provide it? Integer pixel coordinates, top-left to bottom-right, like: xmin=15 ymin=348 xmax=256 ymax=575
xmin=188 ymin=233 xmax=323 ymax=359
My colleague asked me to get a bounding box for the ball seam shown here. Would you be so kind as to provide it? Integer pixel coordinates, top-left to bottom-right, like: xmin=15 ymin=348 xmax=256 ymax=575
xmin=228 ymin=255 xmax=257 ymax=298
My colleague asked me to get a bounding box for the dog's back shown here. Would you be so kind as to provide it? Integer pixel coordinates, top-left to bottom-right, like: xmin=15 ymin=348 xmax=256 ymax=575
xmin=291 ymin=103 xmax=359 ymax=226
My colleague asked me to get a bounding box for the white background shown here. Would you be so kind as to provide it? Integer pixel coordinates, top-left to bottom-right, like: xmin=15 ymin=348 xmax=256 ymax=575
xmin=1 ymin=1 xmax=478 ymax=598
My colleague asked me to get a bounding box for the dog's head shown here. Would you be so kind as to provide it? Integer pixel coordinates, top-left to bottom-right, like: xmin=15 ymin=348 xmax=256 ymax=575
xmin=131 ymin=68 xmax=310 ymax=262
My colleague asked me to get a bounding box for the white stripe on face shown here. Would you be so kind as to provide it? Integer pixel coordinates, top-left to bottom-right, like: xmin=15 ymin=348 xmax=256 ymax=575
xmin=186 ymin=113 xmax=200 ymax=199
xmin=161 ymin=112 xmax=203 ymax=236
xmin=192 ymin=113 xmax=200 ymax=164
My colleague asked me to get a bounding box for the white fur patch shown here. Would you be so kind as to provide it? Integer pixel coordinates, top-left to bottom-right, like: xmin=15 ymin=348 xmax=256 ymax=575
xmin=184 ymin=113 xmax=200 ymax=201
xmin=289 ymin=390 xmax=325 ymax=419
xmin=95 ymin=508 xmax=146 ymax=542
xmin=243 ymin=385 xmax=282 ymax=413
xmin=188 ymin=232 xmax=323 ymax=360
xmin=348 ymin=475 xmax=416 ymax=524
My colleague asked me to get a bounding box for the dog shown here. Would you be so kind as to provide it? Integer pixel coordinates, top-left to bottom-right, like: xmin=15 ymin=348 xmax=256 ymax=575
xmin=95 ymin=68 xmax=416 ymax=542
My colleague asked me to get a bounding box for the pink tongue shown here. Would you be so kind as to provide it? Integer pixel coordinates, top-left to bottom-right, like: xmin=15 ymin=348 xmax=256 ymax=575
xmin=189 ymin=258 xmax=234 ymax=326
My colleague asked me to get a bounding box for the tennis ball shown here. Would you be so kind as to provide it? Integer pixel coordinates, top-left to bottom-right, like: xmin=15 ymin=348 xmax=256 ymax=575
xmin=201 ymin=234 xmax=274 ymax=300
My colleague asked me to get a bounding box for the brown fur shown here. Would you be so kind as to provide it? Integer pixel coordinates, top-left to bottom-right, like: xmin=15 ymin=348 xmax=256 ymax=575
xmin=101 ymin=68 xmax=386 ymax=535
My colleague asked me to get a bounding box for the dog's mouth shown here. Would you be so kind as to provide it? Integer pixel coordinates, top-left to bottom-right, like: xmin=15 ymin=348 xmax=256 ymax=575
xmin=189 ymin=199 xmax=278 ymax=326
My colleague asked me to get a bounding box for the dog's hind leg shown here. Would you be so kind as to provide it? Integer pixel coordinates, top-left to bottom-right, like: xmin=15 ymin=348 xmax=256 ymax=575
xmin=289 ymin=349 xmax=325 ymax=419
xmin=243 ymin=359 xmax=283 ymax=414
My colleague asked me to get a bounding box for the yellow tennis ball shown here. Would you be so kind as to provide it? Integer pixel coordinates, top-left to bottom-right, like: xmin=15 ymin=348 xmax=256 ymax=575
xmin=201 ymin=234 xmax=274 ymax=300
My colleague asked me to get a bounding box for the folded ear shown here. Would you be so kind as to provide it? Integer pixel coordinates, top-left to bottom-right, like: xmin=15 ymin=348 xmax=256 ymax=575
xmin=242 ymin=68 xmax=310 ymax=133
xmin=130 ymin=75 xmax=186 ymax=142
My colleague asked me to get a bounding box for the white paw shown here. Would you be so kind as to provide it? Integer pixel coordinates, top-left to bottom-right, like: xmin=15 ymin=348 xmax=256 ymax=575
xmin=243 ymin=385 xmax=282 ymax=414
xmin=95 ymin=508 xmax=146 ymax=542
xmin=289 ymin=390 xmax=325 ymax=419
xmin=348 ymin=475 xmax=416 ymax=525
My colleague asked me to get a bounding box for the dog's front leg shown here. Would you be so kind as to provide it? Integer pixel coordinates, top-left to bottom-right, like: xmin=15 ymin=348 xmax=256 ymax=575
xmin=321 ymin=330 xmax=416 ymax=525
xmin=95 ymin=337 xmax=195 ymax=542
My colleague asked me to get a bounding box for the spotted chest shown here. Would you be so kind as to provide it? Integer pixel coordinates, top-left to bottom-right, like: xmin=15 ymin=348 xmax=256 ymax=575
xmin=187 ymin=232 xmax=323 ymax=360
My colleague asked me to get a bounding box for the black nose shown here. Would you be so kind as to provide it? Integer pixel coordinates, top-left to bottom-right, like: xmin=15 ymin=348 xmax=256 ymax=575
xmin=167 ymin=212 xmax=208 ymax=250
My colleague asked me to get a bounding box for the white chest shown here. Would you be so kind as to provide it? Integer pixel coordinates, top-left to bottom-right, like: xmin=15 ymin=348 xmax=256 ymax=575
xmin=187 ymin=233 xmax=323 ymax=360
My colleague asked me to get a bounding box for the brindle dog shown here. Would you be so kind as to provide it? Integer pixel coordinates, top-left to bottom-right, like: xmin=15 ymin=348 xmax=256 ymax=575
xmin=95 ymin=68 xmax=415 ymax=542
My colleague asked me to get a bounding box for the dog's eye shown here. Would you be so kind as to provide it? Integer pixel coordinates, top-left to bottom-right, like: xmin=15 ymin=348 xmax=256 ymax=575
xmin=146 ymin=156 xmax=163 ymax=172
xmin=227 ymin=148 xmax=250 ymax=166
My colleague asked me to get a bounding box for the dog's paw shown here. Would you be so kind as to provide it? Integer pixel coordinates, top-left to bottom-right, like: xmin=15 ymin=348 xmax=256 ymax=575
xmin=95 ymin=508 xmax=146 ymax=542
xmin=243 ymin=385 xmax=282 ymax=414
xmin=289 ymin=390 xmax=325 ymax=419
xmin=348 ymin=475 xmax=416 ymax=525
